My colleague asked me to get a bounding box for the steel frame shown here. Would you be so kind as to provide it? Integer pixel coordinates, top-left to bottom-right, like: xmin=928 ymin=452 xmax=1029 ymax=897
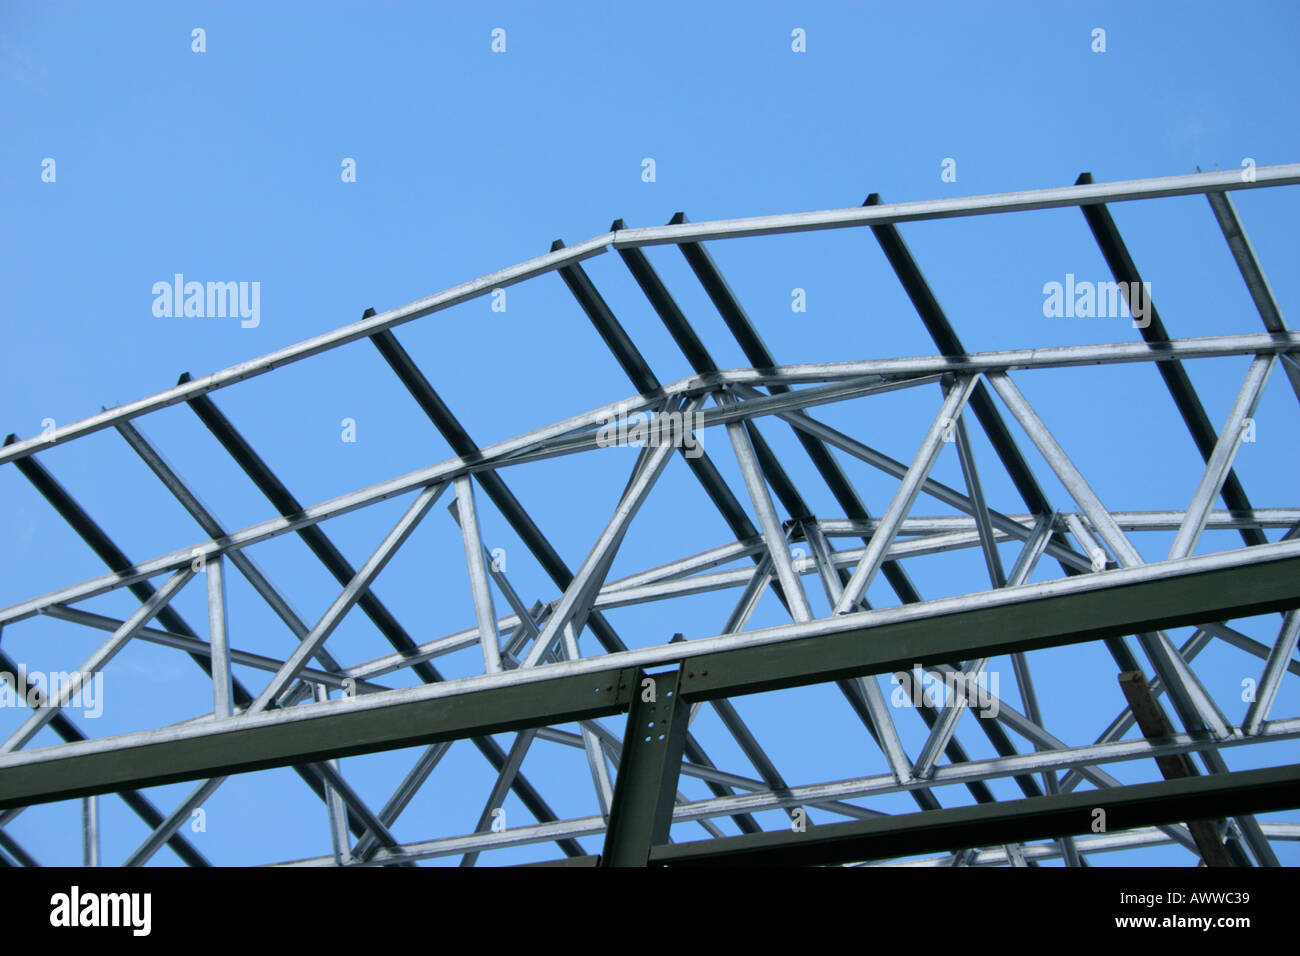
xmin=1 ymin=166 xmax=1297 ymax=867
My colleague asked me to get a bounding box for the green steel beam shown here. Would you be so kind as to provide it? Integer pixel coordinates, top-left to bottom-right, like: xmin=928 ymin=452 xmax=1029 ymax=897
xmin=0 ymin=667 xmax=638 ymax=809
xmin=676 ymin=546 xmax=1300 ymax=702
xmin=2 ymin=545 xmax=1298 ymax=810
xmin=650 ymin=763 xmax=1300 ymax=867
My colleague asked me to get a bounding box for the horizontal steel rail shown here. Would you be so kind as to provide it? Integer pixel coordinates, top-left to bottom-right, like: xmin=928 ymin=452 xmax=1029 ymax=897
xmin=650 ymin=764 xmax=1300 ymax=867
xmin=2 ymin=540 xmax=1296 ymax=809
xmin=268 ymin=719 xmax=1300 ymax=865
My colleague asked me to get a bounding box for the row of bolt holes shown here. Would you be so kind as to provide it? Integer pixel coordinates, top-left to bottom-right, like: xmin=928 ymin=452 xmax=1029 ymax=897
xmin=590 ymin=685 xmax=675 ymax=743
xmin=645 ymin=692 xmax=673 ymax=742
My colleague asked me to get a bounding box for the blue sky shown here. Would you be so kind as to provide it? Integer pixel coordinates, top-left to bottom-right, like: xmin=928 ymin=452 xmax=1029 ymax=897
xmin=1 ymin=1 xmax=1298 ymax=866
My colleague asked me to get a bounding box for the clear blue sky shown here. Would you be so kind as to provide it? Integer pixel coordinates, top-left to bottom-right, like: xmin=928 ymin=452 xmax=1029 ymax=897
xmin=1 ymin=1 xmax=1298 ymax=866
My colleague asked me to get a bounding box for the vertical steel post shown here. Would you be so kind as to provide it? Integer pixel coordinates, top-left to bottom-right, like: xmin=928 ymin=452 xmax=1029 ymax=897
xmin=601 ymin=668 xmax=690 ymax=867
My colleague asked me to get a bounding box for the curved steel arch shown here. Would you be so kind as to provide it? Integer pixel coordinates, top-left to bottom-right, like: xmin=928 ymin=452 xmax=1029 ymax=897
xmin=1 ymin=167 xmax=1299 ymax=867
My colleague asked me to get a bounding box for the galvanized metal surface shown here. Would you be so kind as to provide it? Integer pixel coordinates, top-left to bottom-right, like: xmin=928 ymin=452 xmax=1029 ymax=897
xmin=1 ymin=167 xmax=1298 ymax=867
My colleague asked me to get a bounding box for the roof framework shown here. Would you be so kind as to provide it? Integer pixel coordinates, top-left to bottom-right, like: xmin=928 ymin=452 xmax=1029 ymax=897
xmin=1 ymin=166 xmax=1298 ymax=866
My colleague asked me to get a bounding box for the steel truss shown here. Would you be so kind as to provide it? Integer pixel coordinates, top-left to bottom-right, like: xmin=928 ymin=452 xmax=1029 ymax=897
xmin=1 ymin=166 xmax=1298 ymax=867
